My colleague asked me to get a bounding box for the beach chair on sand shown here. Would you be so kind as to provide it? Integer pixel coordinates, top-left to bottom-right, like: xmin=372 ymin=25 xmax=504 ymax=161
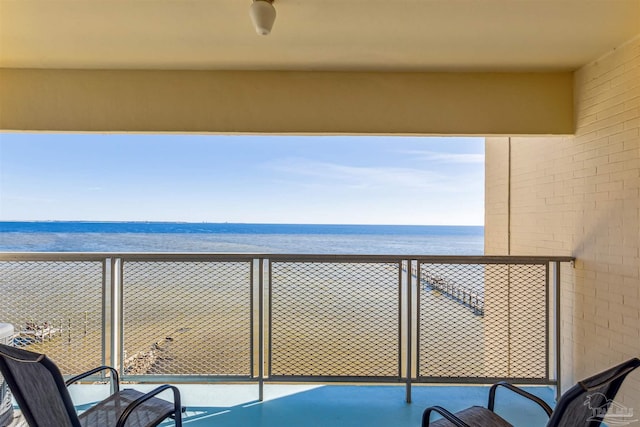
xmin=0 ymin=343 xmax=183 ymax=427
xmin=421 ymin=357 xmax=640 ymax=427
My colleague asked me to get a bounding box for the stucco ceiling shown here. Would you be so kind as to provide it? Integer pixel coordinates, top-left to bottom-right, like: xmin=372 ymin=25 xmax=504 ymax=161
xmin=1 ymin=0 xmax=638 ymax=71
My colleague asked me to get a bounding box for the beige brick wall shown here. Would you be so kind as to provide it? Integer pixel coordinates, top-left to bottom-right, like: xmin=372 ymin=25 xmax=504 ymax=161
xmin=484 ymin=138 xmax=510 ymax=255
xmin=485 ymin=36 xmax=640 ymax=409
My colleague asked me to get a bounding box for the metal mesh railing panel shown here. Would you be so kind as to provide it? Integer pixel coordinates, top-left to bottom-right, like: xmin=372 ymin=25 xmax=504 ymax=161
xmin=0 ymin=254 xmax=563 ymax=386
xmin=270 ymin=261 xmax=400 ymax=378
xmin=418 ymin=262 xmax=548 ymax=380
xmin=121 ymin=260 xmax=252 ymax=377
xmin=508 ymin=264 xmax=547 ymax=378
xmin=0 ymin=261 xmax=104 ymax=374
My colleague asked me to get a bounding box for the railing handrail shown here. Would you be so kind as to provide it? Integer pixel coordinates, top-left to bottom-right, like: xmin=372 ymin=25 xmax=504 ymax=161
xmin=0 ymin=252 xmax=575 ymax=264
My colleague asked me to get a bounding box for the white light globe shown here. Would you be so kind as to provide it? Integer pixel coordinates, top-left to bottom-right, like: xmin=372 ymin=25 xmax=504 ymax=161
xmin=249 ymin=0 xmax=276 ymax=36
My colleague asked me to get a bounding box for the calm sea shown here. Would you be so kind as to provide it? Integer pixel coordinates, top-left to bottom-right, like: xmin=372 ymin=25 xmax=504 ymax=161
xmin=0 ymin=221 xmax=484 ymax=254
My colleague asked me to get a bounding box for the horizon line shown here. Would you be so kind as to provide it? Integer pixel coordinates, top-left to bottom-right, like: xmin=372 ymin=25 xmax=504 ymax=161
xmin=0 ymin=220 xmax=484 ymax=227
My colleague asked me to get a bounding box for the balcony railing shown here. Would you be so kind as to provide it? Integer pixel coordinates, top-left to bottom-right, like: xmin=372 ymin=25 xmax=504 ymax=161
xmin=0 ymin=253 xmax=573 ymax=402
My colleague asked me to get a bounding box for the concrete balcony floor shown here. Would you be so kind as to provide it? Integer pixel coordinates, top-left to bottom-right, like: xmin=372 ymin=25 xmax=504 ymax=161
xmin=63 ymin=383 xmax=555 ymax=426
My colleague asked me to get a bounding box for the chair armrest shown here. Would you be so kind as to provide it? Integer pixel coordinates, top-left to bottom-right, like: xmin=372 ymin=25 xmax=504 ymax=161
xmin=64 ymin=365 xmax=120 ymax=392
xmin=488 ymin=382 xmax=553 ymax=417
xmin=116 ymin=384 xmax=183 ymax=427
xmin=422 ymin=406 xmax=471 ymax=427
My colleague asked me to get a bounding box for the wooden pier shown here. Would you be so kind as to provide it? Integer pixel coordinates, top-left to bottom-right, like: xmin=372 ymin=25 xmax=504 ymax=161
xmin=405 ymin=264 xmax=484 ymax=316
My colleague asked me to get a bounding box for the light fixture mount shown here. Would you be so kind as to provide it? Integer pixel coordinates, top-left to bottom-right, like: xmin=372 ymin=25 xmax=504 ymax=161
xmin=249 ymin=0 xmax=276 ymax=36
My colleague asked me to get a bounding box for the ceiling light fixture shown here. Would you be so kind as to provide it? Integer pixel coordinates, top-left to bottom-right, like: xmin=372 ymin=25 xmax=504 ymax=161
xmin=249 ymin=0 xmax=276 ymax=36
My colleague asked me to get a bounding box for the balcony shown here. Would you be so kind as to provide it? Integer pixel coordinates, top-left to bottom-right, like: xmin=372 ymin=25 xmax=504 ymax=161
xmin=63 ymin=382 xmax=556 ymax=426
xmin=1 ymin=253 xmax=572 ymax=425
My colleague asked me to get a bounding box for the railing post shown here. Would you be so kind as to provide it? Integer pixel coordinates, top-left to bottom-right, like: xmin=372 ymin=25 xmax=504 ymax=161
xmin=554 ymin=261 xmax=561 ymax=401
xmin=110 ymin=257 xmax=120 ymax=373
xmin=406 ymin=259 xmax=412 ymax=403
xmin=258 ymin=257 xmax=264 ymax=402
xmin=102 ymin=258 xmax=108 ymax=368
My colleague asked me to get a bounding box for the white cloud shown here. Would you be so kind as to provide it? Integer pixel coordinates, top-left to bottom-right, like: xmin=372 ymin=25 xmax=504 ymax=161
xmin=266 ymin=158 xmax=456 ymax=191
xmin=400 ymin=150 xmax=484 ymax=164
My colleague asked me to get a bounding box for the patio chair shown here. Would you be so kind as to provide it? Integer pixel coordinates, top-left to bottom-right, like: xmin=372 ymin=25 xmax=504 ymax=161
xmin=422 ymin=357 xmax=640 ymax=427
xmin=0 ymin=343 xmax=183 ymax=427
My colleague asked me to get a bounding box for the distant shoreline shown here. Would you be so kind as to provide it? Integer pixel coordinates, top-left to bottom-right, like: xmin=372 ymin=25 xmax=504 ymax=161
xmin=0 ymin=220 xmax=484 ymax=226
xmin=0 ymin=221 xmax=484 ymax=235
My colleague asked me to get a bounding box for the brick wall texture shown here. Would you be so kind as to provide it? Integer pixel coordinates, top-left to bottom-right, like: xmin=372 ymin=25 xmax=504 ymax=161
xmin=485 ymin=37 xmax=639 ymax=409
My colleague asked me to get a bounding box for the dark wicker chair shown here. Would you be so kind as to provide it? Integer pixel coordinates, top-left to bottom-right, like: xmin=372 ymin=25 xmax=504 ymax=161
xmin=0 ymin=343 xmax=183 ymax=427
xmin=422 ymin=357 xmax=640 ymax=427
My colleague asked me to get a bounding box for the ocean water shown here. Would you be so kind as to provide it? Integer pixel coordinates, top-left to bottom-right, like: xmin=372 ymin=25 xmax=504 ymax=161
xmin=0 ymin=222 xmax=484 ymax=254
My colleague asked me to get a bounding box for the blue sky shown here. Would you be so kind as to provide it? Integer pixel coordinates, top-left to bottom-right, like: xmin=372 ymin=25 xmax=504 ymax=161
xmin=0 ymin=134 xmax=484 ymax=225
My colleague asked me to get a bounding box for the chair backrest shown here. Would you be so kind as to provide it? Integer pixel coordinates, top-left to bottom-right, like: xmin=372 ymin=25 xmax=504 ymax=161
xmin=547 ymin=357 xmax=640 ymax=427
xmin=0 ymin=343 xmax=81 ymax=427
